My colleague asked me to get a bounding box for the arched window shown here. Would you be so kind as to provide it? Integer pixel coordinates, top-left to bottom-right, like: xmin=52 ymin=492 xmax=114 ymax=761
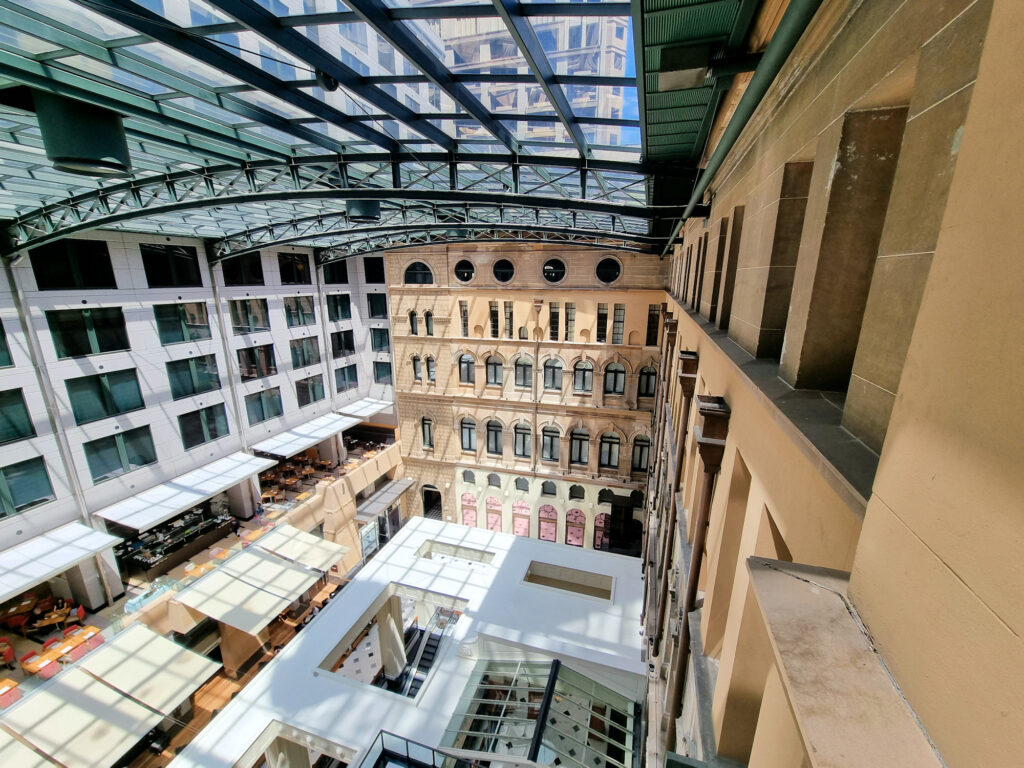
xmin=514 ymin=357 xmax=532 ymax=388
xmin=573 ymin=361 xmax=593 ymax=393
xmin=630 ymin=490 xmax=645 ymax=507
xmin=538 ymin=505 xmax=557 ymax=541
xmin=541 ymin=480 xmax=556 ymax=496
xmin=632 ymin=436 xmax=650 ymax=471
xmin=543 ymin=360 xmax=563 ymax=390
xmin=426 ymin=357 xmax=436 ymax=382
xmin=638 ymin=367 xmax=657 ymax=397
xmin=604 ymin=362 xmax=625 ymax=395
xmin=514 ymin=424 xmax=531 ymax=458
xmin=412 ymin=355 xmax=422 ymax=381
xmin=461 ymin=492 xmax=477 ymax=527
xmin=487 ymin=472 xmax=501 ymax=488
xmin=463 ymin=469 xmax=475 ymax=483
xmin=409 ymin=311 xmax=418 ymax=335
xmin=460 ymin=418 xmax=476 ymax=451
xmin=424 ymin=311 xmax=434 ymax=336
xmin=599 ymin=433 xmax=620 ymax=468
xmin=570 ymin=430 xmax=589 ymax=465
xmin=597 ymin=489 xmax=615 ymax=505
xmin=514 ymin=477 xmax=529 ymax=492
xmin=421 ymin=417 xmax=433 ymax=448
xmin=487 ymin=497 xmax=503 ymax=531
xmin=512 ymin=499 xmax=530 ymax=535
xmin=486 ymin=356 xmax=503 ymax=386
xmin=541 ymin=427 xmax=560 ymax=461
xmin=404 ymin=261 xmax=434 ymax=284
xmin=594 ymin=512 xmax=609 ymax=549
xmin=569 ymin=484 xmax=585 ymax=500
xmin=518 ymin=326 xmax=528 ymax=340
xmin=566 ymin=509 xmax=585 ymax=546
xmin=459 ymin=354 xmax=475 ymax=383
xmin=486 ymin=421 xmax=503 ymax=455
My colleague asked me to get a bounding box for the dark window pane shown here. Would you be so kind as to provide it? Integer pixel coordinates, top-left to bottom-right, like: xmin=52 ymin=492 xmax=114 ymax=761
xmin=323 ymin=260 xmax=349 ymax=284
xmin=30 ymin=239 xmax=115 ymax=290
xmin=0 ymin=319 xmax=11 ymax=367
xmin=167 ymin=355 xmax=220 ymax=400
xmin=373 ymin=361 xmax=392 ymax=384
xmin=327 ymin=294 xmax=351 ymax=321
xmin=284 ymin=296 xmax=316 ymax=327
xmin=84 ymin=427 xmax=156 ymax=482
xmin=47 ymin=308 xmax=129 ymax=359
xmin=331 ymin=330 xmax=355 ymax=359
xmin=229 ymin=299 xmax=271 ymax=334
xmin=222 ymin=252 xmax=264 ymax=286
xmin=363 ymin=256 xmax=386 ymax=283
xmin=140 ymin=243 xmax=202 ymax=288
xmin=368 ymin=294 xmax=388 ymax=318
xmin=245 ymin=388 xmax=283 ymax=425
xmin=154 ymin=303 xmax=211 ymax=345
xmin=278 ymin=252 xmax=312 ymax=284
xmin=404 ymin=262 xmax=433 ymax=284
xmin=0 ymin=389 xmax=34 ymax=444
xmin=1 ymin=457 xmax=54 ymax=517
xmin=296 ymin=375 xmax=325 ymax=407
xmin=237 ymin=344 xmax=276 ymax=380
xmin=334 ymin=365 xmax=358 ymax=392
xmin=493 ymin=259 xmax=514 ymax=283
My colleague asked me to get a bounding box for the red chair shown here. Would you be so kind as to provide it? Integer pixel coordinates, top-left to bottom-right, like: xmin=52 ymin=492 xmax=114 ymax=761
xmin=1 ymin=644 xmax=13 ymax=670
xmin=6 ymin=615 xmax=27 ymax=634
xmin=0 ymin=686 xmax=21 ymax=709
xmin=86 ymin=633 xmax=104 ymax=650
xmin=72 ymin=606 xmax=85 ymax=623
xmin=63 ymin=625 xmax=81 ymax=637
xmin=36 ymin=659 xmax=58 ymax=679
xmin=67 ymin=644 xmax=88 ymax=662
xmin=42 ymin=637 xmax=59 ymax=650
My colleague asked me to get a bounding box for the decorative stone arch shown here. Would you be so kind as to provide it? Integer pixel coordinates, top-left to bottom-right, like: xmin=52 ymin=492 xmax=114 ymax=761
xmin=597 ymin=421 xmax=628 ymax=443
xmin=539 ymin=352 xmax=567 ymax=368
xmin=566 ymin=509 xmax=586 ymax=547
xmin=538 ymin=505 xmax=558 ymax=542
xmin=510 ymin=351 xmax=534 ymax=367
xmin=536 ymin=418 xmax=564 ymax=434
xmin=452 ymin=348 xmax=477 ymax=366
xmin=483 ymin=413 xmax=509 ymax=429
xmin=452 ymin=410 xmax=478 ymax=431
xmin=626 ymin=422 xmax=653 ymax=441
xmin=601 ymin=353 xmax=634 ymax=374
xmin=512 ymin=499 xmax=531 ymax=536
xmin=481 ymin=349 xmax=509 ymax=365
xmin=403 ymin=259 xmax=435 ymax=285
xmin=566 ymin=351 xmax=596 ymax=370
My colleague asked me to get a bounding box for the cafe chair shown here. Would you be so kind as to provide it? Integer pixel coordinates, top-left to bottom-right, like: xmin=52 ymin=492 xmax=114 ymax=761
xmin=68 ymin=605 xmax=86 ymax=624
xmin=86 ymin=632 xmax=105 ymax=650
xmin=68 ymin=644 xmax=89 ymax=662
xmin=6 ymin=615 xmax=28 ymax=635
xmin=36 ymin=659 xmax=59 ymax=679
xmin=0 ymin=686 xmax=21 ymax=709
xmin=0 ymin=640 xmax=13 ymax=670
xmin=63 ymin=625 xmax=81 ymax=637
xmin=36 ymin=596 xmax=54 ymax=613
xmin=42 ymin=637 xmax=59 ymax=650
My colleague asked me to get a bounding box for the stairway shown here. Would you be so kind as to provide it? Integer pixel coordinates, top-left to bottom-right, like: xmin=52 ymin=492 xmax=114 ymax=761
xmin=399 ymin=606 xmax=459 ymax=698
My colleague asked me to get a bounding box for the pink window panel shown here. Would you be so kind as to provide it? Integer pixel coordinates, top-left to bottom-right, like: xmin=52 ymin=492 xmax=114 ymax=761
xmin=594 ymin=512 xmax=609 ymax=550
xmin=461 ymin=492 xmax=477 ymax=506
xmin=538 ymin=505 xmax=557 ymax=542
xmin=487 ymin=511 xmax=502 ymax=531
xmin=462 ymin=505 xmax=477 ymax=527
xmin=513 ymin=515 xmax=530 ymax=537
xmin=512 ymin=500 xmax=529 ymax=514
xmin=486 ymin=496 xmax=502 ymax=512
xmin=566 ymin=508 xmax=585 ymax=546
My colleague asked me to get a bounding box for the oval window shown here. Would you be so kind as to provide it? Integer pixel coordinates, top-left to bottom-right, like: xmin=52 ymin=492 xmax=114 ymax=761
xmin=543 ymin=258 xmax=566 ymax=283
xmin=493 ymin=259 xmax=515 ymax=283
xmin=454 ymin=259 xmax=475 ymax=282
xmin=596 ymin=258 xmax=621 ymax=284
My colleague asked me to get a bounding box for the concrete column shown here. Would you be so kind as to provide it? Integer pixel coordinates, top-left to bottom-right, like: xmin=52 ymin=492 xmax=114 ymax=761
xmin=376 ymin=594 xmax=407 ymax=678
xmin=718 ymin=206 xmax=744 ymax=331
xmin=703 ymin=217 xmax=729 ymax=322
xmin=779 ymin=108 xmax=907 ymax=389
xmin=265 ymin=737 xmax=312 ymax=768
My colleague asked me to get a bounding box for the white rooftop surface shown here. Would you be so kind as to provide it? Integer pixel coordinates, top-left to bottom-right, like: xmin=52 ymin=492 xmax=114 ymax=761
xmin=79 ymin=623 xmax=221 ymax=716
xmin=218 ymin=547 xmax=321 ymax=600
xmin=94 ymin=452 xmax=276 ymax=531
xmin=252 ymin=524 xmax=348 ymax=572
xmin=1 ymin=668 xmax=162 ymax=768
xmin=250 ymin=413 xmax=361 ymax=458
xmin=169 ymin=518 xmax=644 ymax=768
xmin=0 ymin=730 xmax=57 ymax=768
xmin=0 ymin=522 xmax=121 ymax=604
xmin=337 ymin=396 xmax=394 ymax=420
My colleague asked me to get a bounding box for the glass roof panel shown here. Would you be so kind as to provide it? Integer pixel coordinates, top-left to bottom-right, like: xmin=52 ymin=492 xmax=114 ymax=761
xmin=0 ymin=26 xmax=62 ymax=55
xmin=253 ymin=0 xmax=349 ymax=15
xmin=51 ymin=54 xmax=173 ymax=95
xmin=233 ymin=89 xmax=314 ymax=120
xmin=500 ymin=121 xmax=566 ymax=144
xmin=461 ymin=82 xmax=557 ymax=117
xmin=9 ymin=0 xmax=136 ymax=40
xmin=166 ymin=97 xmax=249 ymax=125
xmin=562 ymin=84 xmax=639 ymax=120
xmin=583 ymin=123 xmax=640 ymax=149
xmin=130 ymin=0 xmax=233 ymax=26
xmin=402 ymin=17 xmax=529 ymax=76
xmin=383 ymin=0 xmax=488 ymax=7
xmin=207 ymin=31 xmax=311 ymax=81
xmin=125 ymin=43 xmax=245 ymax=88
xmin=529 ymin=16 xmax=631 ymax=77
xmin=295 ymin=24 xmax=421 ymax=78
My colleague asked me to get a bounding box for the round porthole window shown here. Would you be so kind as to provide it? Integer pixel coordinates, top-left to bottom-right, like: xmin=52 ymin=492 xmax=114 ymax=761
xmin=454 ymin=259 xmax=475 ymax=282
xmin=542 ymin=258 xmax=566 ymax=283
xmin=493 ymin=258 xmax=515 ymax=283
xmin=596 ymin=257 xmax=621 ymax=284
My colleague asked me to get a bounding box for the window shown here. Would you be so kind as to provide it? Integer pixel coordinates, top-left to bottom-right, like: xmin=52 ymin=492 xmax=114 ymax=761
xmin=638 ymin=367 xmax=657 ymax=397
xmin=289 ymin=338 xmax=320 ymax=368
xmin=363 ymin=256 xmax=386 ymax=283
xmin=331 ymin=330 xmax=355 ymax=358
xmin=632 ymin=436 xmax=651 ymax=471
xmin=373 ymin=361 xmax=392 ymax=385
xmin=284 ymin=296 xmax=316 ymax=327
xmin=514 ymin=358 xmax=532 ymax=388
xmin=463 ymin=469 xmax=475 ymax=483
xmin=596 ymin=303 xmax=608 ymax=343
xmin=84 ymin=426 xmax=157 ymax=483
xmin=488 ymin=473 xmax=501 ymax=488
xmin=0 ymin=319 xmax=11 ymax=367
xmin=570 ymin=430 xmax=589 ymax=465
xmin=229 ymin=299 xmax=271 ymax=334
xmin=461 ymin=418 xmax=476 ymax=451
xmin=335 ymin=364 xmax=358 ymax=392
xmin=167 ymin=355 xmax=220 ymax=400
xmin=425 ymin=311 xmax=434 ymax=336
xmin=459 ymin=300 xmax=469 ymax=336
xmin=518 ymin=326 xmax=528 ymax=340
xmin=222 ymin=252 xmax=264 ymax=286
xmin=542 ymin=427 xmax=559 ymax=461
xmin=412 ymin=355 xmax=422 ymax=380
xmin=154 ymin=303 xmax=211 ymax=345
xmin=515 ymin=477 xmax=529 ymax=492
xmin=47 ymin=308 xmax=129 ymax=358
xmin=612 ymin=304 xmax=625 ymax=345
xmin=543 ymin=360 xmax=563 ymax=390
xmin=404 ymin=262 xmax=434 ymax=284
xmin=426 ymin=356 xmax=436 ymax=382
xmin=368 ymin=293 xmax=388 ymax=318
xmin=327 ymin=293 xmax=351 ymax=321
xmin=514 ymin=424 xmax=531 ymax=458
xmin=486 ymin=421 xmax=502 ymax=455
xmin=599 ymin=434 xmax=620 ymax=468
xmin=278 ymin=253 xmax=311 ymax=285
xmin=646 ymin=304 xmax=661 ymax=346
xmin=141 ymin=243 xmax=202 ymax=288
xmin=323 ymin=260 xmax=348 ymax=284
xmin=549 ymin=302 xmax=560 ymax=341
xmin=296 ymin=374 xmax=326 ymax=407
xmin=541 ymin=480 xmax=556 ymax=496
xmin=543 ymin=258 xmax=566 ymax=283
xmin=492 ymin=258 xmax=514 ymax=283
xmin=604 ymin=363 xmax=626 ymax=395
xmin=486 ymin=356 xmax=502 ymax=386
xmin=409 ymin=311 xmax=418 ymax=335
xmin=565 ymin=302 xmax=575 ymax=341
xmin=504 ymin=302 xmax=513 ymax=338
xmin=596 ymin=258 xmax=621 ymax=284
xmin=179 ymin=403 xmax=229 ymax=449
xmin=0 ymin=389 xmax=34 ymax=444
xmin=245 ymin=388 xmax=283 ymax=425
xmin=371 ymin=328 xmax=390 ymax=352
xmin=64 ymin=368 xmax=145 ymax=425
xmin=573 ymin=361 xmax=594 ymax=393
xmin=237 ymin=344 xmax=276 ymax=380
xmin=454 ymin=259 xmax=475 ymax=282
xmin=459 ymin=354 xmax=475 ymax=383
xmin=421 ymin=417 xmax=434 ymax=449
xmin=489 ymin=301 xmax=499 ymax=338
xmin=569 ymin=484 xmax=585 ymax=500
xmin=0 ymin=458 xmax=54 ymax=518
xmin=30 ymin=239 xmax=115 ymax=290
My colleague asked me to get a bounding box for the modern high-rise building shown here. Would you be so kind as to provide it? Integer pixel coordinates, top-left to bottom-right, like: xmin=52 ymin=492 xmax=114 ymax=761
xmin=0 ymin=1 xmax=1019 ymax=768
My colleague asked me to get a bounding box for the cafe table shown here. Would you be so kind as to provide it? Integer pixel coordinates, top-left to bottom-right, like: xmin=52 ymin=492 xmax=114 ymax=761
xmin=30 ymin=606 xmax=71 ymax=630
xmin=0 ymin=596 xmax=36 ymax=619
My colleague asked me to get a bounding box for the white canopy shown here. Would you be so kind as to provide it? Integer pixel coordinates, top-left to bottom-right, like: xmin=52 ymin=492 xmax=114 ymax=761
xmin=0 ymin=668 xmax=162 ymax=768
xmin=94 ymin=452 xmax=276 ymax=531
xmin=0 ymin=730 xmax=57 ymax=768
xmin=79 ymin=623 xmax=221 ymax=715
xmin=336 ymin=396 xmax=393 ymax=420
xmin=252 ymin=524 xmax=348 ymax=572
xmin=0 ymin=522 xmax=121 ymax=605
xmin=218 ymin=548 xmax=320 ymax=600
xmin=250 ymin=413 xmax=361 ymax=458
xmin=356 ymin=477 xmax=414 ymax=522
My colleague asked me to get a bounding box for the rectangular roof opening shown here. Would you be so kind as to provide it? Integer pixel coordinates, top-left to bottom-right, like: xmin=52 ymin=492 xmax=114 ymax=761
xmin=524 ymin=561 xmax=613 ymax=600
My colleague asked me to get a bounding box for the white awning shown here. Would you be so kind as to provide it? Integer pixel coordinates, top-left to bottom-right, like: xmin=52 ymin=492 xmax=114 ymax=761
xmin=337 ymin=396 xmax=394 ymax=420
xmin=0 ymin=522 xmax=121 ymax=605
xmin=252 ymin=524 xmax=348 ymax=572
xmin=250 ymin=413 xmax=361 ymax=458
xmin=0 ymin=730 xmax=57 ymax=768
xmin=355 ymin=477 xmax=415 ymax=522
xmin=219 ymin=548 xmax=321 ymax=600
xmin=94 ymin=452 xmax=276 ymax=531
xmin=0 ymin=668 xmax=162 ymax=768
xmin=79 ymin=623 xmax=221 ymax=715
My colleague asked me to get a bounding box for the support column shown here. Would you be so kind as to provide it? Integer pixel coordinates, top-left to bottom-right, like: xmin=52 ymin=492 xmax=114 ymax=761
xmin=265 ymin=737 xmax=312 ymax=768
xmin=376 ymin=594 xmax=407 ymax=678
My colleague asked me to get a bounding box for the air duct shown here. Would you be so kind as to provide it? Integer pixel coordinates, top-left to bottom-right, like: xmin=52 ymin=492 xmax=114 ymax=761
xmin=346 ymin=199 xmax=381 ymax=223
xmin=33 ymin=92 xmax=131 ymax=177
